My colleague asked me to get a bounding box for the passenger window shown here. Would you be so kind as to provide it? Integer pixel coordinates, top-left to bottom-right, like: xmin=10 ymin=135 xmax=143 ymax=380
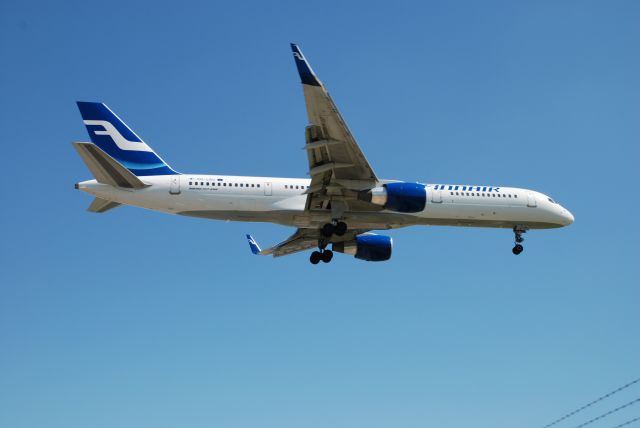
xmin=450 ymin=192 xmax=453 ymax=195
xmin=189 ymin=182 xmax=192 ymax=185
xmin=257 ymin=184 xmax=260 ymax=188
xmin=251 ymin=184 xmax=255 ymax=187
xmin=509 ymin=194 xmax=512 ymax=198
xmin=234 ymin=183 xmax=238 ymax=187
xmin=514 ymin=195 xmax=518 ymax=198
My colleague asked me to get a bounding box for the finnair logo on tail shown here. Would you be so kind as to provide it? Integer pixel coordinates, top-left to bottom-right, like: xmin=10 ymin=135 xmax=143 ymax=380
xmin=83 ymin=120 xmax=153 ymax=152
xmin=293 ymin=52 xmax=305 ymax=61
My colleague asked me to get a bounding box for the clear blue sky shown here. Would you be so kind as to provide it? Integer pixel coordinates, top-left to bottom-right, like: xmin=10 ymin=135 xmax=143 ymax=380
xmin=1 ymin=1 xmax=638 ymax=427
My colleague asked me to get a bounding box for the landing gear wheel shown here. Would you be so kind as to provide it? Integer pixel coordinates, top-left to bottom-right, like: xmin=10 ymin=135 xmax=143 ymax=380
xmin=334 ymin=221 xmax=347 ymax=236
xmin=321 ymin=223 xmax=335 ymax=238
xmin=310 ymin=251 xmax=322 ymax=264
xmin=322 ymin=250 xmax=334 ymax=263
xmin=512 ymin=244 xmax=524 ymax=255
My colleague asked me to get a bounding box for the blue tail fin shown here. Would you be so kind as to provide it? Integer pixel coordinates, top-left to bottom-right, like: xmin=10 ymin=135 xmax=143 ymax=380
xmin=76 ymin=102 xmax=178 ymax=176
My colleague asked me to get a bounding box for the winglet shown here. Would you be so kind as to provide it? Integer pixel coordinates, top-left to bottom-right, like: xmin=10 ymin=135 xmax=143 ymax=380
xmin=246 ymin=234 xmax=262 ymax=255
xmin=290 ymin=43 xmax=321 ymax=87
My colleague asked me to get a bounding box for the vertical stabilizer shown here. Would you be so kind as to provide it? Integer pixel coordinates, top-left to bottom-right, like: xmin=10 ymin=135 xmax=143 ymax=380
xmin=76 ymin=102 xmax=178 ymax=176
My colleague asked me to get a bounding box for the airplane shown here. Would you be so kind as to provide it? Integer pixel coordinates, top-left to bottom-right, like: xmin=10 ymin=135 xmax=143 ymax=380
xmin=73 ymin=43 xmax=574 ymax=264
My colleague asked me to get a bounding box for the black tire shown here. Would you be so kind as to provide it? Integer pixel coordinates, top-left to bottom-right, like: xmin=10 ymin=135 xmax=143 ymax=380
xmin=310 ymin=251 xmax=321 ymax=264
xmin=512 ymin=244 xmax=524 ymax=255
xmin=320 ymin=223 xmax=335 ymax=237
xmin=334 ymin=222 xmax=347 ymax=236
xmin=322 ymin=250 xmax=334 ymax=263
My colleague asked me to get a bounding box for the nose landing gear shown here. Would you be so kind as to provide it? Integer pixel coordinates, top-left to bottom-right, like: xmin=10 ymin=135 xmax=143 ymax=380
xmin=512 ymin=226 xmax=528 ymax=255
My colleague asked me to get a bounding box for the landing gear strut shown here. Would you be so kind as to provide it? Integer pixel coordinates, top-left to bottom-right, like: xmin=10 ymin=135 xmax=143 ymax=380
xmin=512 ymin=226 xmax=527 ymax=255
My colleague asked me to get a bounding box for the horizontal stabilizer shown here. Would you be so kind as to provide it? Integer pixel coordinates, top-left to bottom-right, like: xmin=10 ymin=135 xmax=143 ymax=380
xmin=73 ymin=142 xmax=148 ymax=189
xmin=88 ymin=197 xmax=121 ymax=213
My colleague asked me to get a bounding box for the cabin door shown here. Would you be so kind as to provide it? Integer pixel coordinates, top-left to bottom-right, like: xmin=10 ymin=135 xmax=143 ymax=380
xmin=264 ymin=182 xmax=272 ymax=196
xmin=169 ymin=176 xmax=180 ymax=195
xmin=431 ymin=188 xmax=442 ymax=203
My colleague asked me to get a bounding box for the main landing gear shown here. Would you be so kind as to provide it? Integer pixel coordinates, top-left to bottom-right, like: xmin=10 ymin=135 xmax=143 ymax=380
xmin=311 ymin=220 xmax=347 ymax=264
xmin=320 ymin=220 xmax=348 ymax=238
xmin=512 ymin=226 xmax=527 ymax=255
xmin=311 ymin=235 xmax=333 ymax=264
xmin=310 ymin=249 xmax=333 ymax=264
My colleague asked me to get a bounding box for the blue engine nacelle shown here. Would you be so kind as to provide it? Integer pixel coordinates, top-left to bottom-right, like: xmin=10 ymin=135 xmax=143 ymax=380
xmin=360 ymin=182 xmax=426 ymax=213
xmin=332 ymin=234 xmax=393 ymax=262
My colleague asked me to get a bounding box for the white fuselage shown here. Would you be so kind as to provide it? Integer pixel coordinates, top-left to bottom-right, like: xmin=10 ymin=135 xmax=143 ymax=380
xmin=77 ymin=174 xmax=574 ymax=230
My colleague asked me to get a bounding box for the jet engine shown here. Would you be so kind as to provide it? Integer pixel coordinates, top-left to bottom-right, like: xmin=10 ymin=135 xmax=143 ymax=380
xmin=332 ymin=234 xmax=393 ymax=262
xmin=359 ymin=182 xmax=426 ymax=213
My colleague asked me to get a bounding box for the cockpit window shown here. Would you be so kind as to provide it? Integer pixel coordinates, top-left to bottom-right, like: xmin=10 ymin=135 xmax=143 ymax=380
xmin=548 ymin=198 xmax=556 ymax=204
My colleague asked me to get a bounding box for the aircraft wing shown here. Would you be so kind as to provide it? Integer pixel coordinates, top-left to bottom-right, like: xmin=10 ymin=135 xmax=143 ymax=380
xmin=247 ymin=45 xmax=381 ymax=259
xmin=247 ymin=228 xmax=370 ymax=258
xmin=247 ymin=230 xmax=318 ymax=257
xmin=291 ymin=44 xmax=380 ymax=215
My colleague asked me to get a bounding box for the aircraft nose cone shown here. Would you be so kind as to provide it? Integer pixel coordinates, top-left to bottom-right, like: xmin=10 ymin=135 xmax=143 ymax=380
xmin=562 ymin=209 xmax=574 ymax=226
